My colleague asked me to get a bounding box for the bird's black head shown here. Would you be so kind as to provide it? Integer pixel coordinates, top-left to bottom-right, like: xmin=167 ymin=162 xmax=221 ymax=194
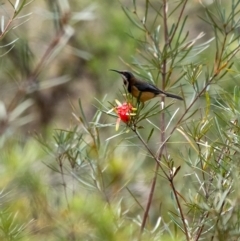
xmin=110 ymin=69 xmax=134 ymax=86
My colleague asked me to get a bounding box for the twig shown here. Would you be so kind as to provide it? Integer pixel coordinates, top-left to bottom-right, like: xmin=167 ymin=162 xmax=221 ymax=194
xmin=133 ymin=127 xmax=167 ymax=241
xmin=132 ymin=128 xmax=168 ymax=176
xmin=168 ymin=0 xmax=188 ymax=46
xmin=139 ymin=163 xmax=159 ymax=237
xmin=7 ymin=13 xmax=71 ymax=113
xmin=138 ymin=0 xmax=169 ymax=237
xmin=170 ymin=177 xmax=189 ymax=240
xmin=58 ymin=155 xmax=70 ymax=209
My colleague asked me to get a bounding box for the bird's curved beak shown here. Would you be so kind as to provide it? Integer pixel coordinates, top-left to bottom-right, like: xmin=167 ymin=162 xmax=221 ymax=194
xmin=109 ymin=69 xmax=122 ymax=74
xmin=109 ymin=69 xmax=127 ymax=81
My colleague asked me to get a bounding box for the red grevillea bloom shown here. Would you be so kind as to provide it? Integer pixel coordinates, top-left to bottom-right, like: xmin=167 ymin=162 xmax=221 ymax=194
xmin=116 ymin=102 xmax=133 ymax=123
xmin=114 ymin=100 xmax=135 ymax=130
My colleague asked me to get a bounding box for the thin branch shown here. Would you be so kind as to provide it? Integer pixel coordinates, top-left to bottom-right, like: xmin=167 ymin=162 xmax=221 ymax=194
xmin=170 ymin=178 xmax=189 ymax=239
xmin=139 ymin=163 xmax=159 ymax=237
xmin=168 ymin=0 xmax=188 ymax=46
xmin=139 ymin=0 xmax=170 ymax=237
xmin=7 ymin=14 xmax=72 ymax=113
xmin=132 ymin=128 xmax=168 ymax=176
xmin=133 ymin=126 xmax=168 ymax=240
xmin=58 ymin=155 xmax=70 ymax=209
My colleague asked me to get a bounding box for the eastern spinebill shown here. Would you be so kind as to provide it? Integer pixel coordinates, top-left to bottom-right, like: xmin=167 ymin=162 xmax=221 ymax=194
xmin=110 ymin=69 xmax=183 ymax=102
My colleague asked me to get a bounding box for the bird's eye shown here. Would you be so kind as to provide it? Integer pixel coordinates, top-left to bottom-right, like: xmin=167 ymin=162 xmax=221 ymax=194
xmin=124 ymin=80 xmax=127 ymax=85
xmin=124 ymin=73 xmax=131 ymax=79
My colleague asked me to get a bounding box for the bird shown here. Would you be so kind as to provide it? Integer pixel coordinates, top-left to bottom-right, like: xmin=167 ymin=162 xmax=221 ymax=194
xmin=110 ymin=69 xmax=183 ymax=102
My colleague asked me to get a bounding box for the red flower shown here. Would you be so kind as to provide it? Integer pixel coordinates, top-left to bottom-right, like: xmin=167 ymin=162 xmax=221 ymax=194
xmin=116 ymin=102 xmax=133 ymax=123
xmin=113 ymin=100 xmax=135 ymax=130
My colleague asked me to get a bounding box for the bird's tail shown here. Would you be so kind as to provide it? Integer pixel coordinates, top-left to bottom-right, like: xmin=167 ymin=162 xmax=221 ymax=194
xmin=165 ymin=92 xmax=183 ymax=100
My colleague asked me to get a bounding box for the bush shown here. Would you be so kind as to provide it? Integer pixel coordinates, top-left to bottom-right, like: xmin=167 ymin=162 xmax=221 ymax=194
xmin=1 ymin=0 xmax=240 ymax=240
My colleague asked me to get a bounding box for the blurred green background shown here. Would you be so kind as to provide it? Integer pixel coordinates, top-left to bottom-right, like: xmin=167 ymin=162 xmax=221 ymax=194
xmin=0 ymin=0 xmax=238 ymax=240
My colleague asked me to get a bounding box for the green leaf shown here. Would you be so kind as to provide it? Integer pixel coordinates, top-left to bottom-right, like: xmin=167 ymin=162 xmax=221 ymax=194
xmin=121 ymin=7 xmax=145 ymax=31
xmin=147 ymin=128 xmax=154 ymax=143
xmin=233 ymin=86 xmax=240 ymax=107
xmin=78 ymin=99 xmax=88 ymax=127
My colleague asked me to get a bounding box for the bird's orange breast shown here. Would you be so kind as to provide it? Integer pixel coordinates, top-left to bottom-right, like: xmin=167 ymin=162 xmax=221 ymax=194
xmin=131 ymin=86 xmax=157 ymax=102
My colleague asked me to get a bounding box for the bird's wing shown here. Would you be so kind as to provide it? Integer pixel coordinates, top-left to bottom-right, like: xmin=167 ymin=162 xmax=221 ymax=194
xmin=134 ymin=82 xmax=164 ymax=95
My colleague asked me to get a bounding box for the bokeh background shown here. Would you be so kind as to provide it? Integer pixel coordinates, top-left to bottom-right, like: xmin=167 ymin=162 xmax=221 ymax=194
xmin=0 ymin=0 xmax=238 ymax=240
